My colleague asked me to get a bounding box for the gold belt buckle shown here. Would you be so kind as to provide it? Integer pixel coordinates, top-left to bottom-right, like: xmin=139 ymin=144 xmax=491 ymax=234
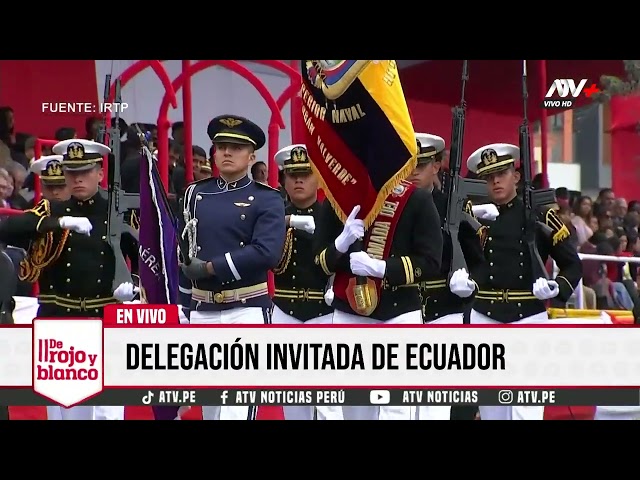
xmin=79 ymin=298 xmax=87 ymax=310
xmin=213 ymin=292 xmax=224 ymax=304
xmin=501 ymin=290 xmax=509 ymax=302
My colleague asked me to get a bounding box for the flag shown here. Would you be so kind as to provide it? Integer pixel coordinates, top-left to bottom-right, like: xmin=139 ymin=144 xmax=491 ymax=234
xmin=139 ymin=147 xmax=181 ymax=420
xmin=299 ymin=60 xmax=417 ymax=227
xmin=139 ymin=147 xmax=179 ymax=305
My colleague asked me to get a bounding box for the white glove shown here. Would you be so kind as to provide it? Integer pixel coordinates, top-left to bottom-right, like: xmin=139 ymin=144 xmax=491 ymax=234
xmin=335 ymin=205 xmax=365 ymax=253
xmin=349 ymin=251 xmax=386 ymax=279
xmin=289 ymin=215 xmax=315 ymax=234
xmin=324 ymin=288 xmax=334 ymax=306
xmin=532 ymin=277 xmax=559 ymax=300
xmin=472 ymin=204 xmax=500 ymax=221
xmin=59 ymin=216 xmax=93 ymax=235
xmin=113 ymin=282 xmax=140 ymax=302
xmin=449 ymin=268 xmax=476 ymax=298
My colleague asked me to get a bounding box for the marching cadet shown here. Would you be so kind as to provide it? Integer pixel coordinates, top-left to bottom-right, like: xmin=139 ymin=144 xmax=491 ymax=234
xmin=0 ymin=139 xmax=139 ymax=421
xmin=407 ymin=133 xmax=487 ymax=421
xmin=29 ymin=155 xmax=70 ymax=202
xmin=272 ymin=144 xmax=339 ymax=421
xmin=314 ymin=174 xmax=443 ymax=421
xmin=466 ymin=143 xmax=582 ymax=421
xmin=179 ymin=114 xmax=286 ymax=421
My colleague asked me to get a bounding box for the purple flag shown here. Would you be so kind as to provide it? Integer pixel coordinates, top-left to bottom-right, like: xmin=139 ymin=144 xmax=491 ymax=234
xmin=139 ymin=148 xmax=180 ymax=420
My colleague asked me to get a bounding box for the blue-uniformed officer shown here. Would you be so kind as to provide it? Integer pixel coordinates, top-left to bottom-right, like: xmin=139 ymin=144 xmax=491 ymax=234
xmin=179 ymin=114 xmax=286 ymax=421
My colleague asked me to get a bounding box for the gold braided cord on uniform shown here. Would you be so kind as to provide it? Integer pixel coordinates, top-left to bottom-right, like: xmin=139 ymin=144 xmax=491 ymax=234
xmin=18 ymin=199 xmax=70 ymax=283
xmin=477 ymin=225 xmax=489 ymax=249
xmin=545 ymin=208 xmax=570 ymax=246
xmin=272 ymin=228 xmax=294 ymax=275
xmin=130 ymin=210 xmax=140 ymax=231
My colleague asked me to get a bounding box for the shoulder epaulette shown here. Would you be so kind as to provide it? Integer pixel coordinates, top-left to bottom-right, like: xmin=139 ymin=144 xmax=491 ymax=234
xmin=543 ymin=208 xmax=570 ymax=246
xmin=187 ymin=176 xmax=215 ymax=187
xmin=255 ymin=181 xmax=280 ymax=192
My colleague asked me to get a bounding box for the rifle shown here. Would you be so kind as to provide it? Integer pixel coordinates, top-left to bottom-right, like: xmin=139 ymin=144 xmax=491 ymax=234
xmin=101 ymin=76 xmax=140 ymax=290
xmin=443 ymin=60 xmax=487 ymax=283
xmin=519 ymin=61 xmax=557 ymax=281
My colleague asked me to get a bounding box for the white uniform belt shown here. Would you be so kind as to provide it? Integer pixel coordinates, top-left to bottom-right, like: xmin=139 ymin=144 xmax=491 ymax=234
xmin=192 ymin=283 xmax=268 ymax=304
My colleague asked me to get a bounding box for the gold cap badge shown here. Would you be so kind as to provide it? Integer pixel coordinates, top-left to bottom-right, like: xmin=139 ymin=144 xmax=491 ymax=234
xmin=220 ymin=117 xmax=242 ymax=128
xmin=67 ymin=142 xmax=85 ymax=160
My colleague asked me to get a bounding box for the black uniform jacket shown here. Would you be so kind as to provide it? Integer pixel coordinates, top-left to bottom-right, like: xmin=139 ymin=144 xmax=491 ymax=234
xmin=273 ymin=200 xmax=333 ymax=321
xmin=313 ymin=188 xmax=443 ymax=321
xmin=0 ymin=192 xmax=137 ymax=318
xmin=472 ymin=196 xmax=582 ymax=323
xmin=421 ymin=189 xmax=485 ymax=322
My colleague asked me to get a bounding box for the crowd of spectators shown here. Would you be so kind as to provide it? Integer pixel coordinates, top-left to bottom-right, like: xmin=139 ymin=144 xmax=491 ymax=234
xmin=0 ymin=105 xmax=637 ymax=314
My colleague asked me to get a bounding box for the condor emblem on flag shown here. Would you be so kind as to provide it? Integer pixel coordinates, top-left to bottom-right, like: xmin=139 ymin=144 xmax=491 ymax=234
xmin=300 ymin=60 xmax=417 ymax=228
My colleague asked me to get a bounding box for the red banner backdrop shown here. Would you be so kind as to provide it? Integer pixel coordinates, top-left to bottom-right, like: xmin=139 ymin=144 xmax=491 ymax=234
xmin=610 ymin=95 xmax=640 ymax=201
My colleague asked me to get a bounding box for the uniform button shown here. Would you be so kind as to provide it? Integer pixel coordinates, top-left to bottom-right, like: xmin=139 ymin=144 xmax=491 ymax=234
xmin=66 ymin=293 xmax=70 ymax=297
xmin=518 ymin=275 xmax=523 ymax=279
xmin=491 ymin=300 xmax=494 ymax=304
xmin=289 ymin=311 xmax=294 ymax=315
xmin=67 ymin=248 xmax=72 ymax=252
xmin=487 ymin=312 xmax=491 ymax=316
xmin=292 ymin=287 xmax=297 ymax=290
xmin=95 ymin=309 xmax=99 ymax=313
xmin=104 ymin=221 xmax=107 ymax=225
xmin=290 ymin=299 xmax=294 ymax=303
xmin=248 ymin=196 xmax=254 ymax=201
xmin=434 ymin=299 xmax=437 ymax=303
xmin=489 ymin=249 xmax=493 ymax=253
xmin=293 ymin=238 xmax=297 ymax=242
xmin=197 ymin=246 xmax=202 ymax=251
xmin=101 ymin=236 xmax=106 ymax=240
xmin=520 ymin=263 xmax=523 ymax=266
xmin=67 ymin=308 xmax=70 ymax=312
xmin=488 ymin=237 xmax=492 ymax=241
xmin=241 ymin=299 xmax=246 ymax=304
xmin=292 ymin=276 xmax=296 ymax=280
xmin=293 ymin=250 xmax=297 ymax=254
xmin=100 ymin=265 xmax=103 ymax=268
xmin=240 ymin=214 xmax=246 ymax=220
xmin=520 ymin=252 xmax=523 ymax=256
xmin=318 ymin=313 xmax=322 ymax=316
xmin=489 ymin=276 xmax=493 ymax=280
xmin=97 ymin=279 xmax=101 ymax=283
xmin=66 ymin=263 xmax=71 ymax=267
xmin=517 ymin=303 xmax=522 ymax=307
xmin=196 ymin=195 xmax=202 ymax=200
xmin=101 ymin=251 xmax=104 ymax=255
xmin=49 ymin=285 xmax=54 ymax=290
xmin=66 ymin=278 xmax=70 ymax=283
xmin=66 ymin=208 xmax=70 ymax=212
xmin=435 ymin=313 xmax=439 ymax=318
xmin=293 ymin=262 xmax=296 ymax=266
xmin=519 ymin=314 xmax=523 ymax=318
xmin=519 ymin=240 xmax=523 ymax=244
xmin=393 ymin=303 xmax=397 ymax=307
xmin=489 ymin=262 xmax=493 ymax=266
xmin=240 ymin=242 xmax=244 ymax=247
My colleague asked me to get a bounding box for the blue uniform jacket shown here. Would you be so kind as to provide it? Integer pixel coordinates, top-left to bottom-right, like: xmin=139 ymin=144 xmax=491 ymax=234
xmin=178 ymin=175 xmax=285 ymax=313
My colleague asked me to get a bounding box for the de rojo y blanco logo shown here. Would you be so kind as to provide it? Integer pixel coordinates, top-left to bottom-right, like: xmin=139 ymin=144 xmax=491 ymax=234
xmin=32 ymin=319 xmax=104 ymax=407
